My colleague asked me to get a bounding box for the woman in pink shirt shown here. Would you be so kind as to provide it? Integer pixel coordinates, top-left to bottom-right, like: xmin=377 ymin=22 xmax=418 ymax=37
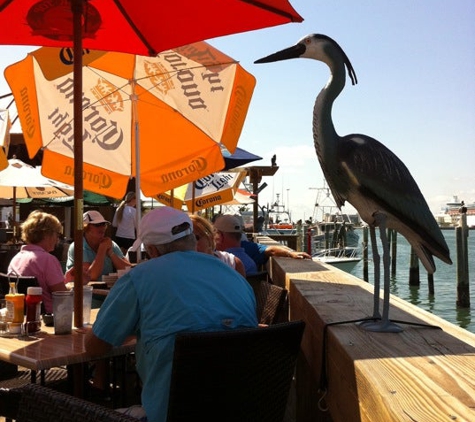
xmin=8 ymin=211 xmax=73 ymax=313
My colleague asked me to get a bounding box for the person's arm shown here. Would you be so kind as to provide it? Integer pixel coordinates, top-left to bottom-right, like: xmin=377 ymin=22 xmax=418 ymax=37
xmin=85 ymin=328 xmax=113 ymax=356
xmin=87 ymin=239 xmax=110 ymax=280
xmin=64 ymin=264 xmax=91 ymax=285
xmin=107 ymin=243 xmax=131 ymax=270
xmin=264 ymin=245 xmax=311 ymax=259
xmin=234 ymin=256 xmax=246 ymax=278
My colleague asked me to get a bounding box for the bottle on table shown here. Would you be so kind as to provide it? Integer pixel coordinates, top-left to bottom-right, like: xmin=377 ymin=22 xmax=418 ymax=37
xmin=5 ymin=281 xmax=24 ymax=333
xmin=25 ymin=286 xmax=42 ymax=333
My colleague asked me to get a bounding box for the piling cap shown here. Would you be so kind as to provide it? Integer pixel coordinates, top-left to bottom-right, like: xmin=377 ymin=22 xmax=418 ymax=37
xmin=27 ymin=287 xmax=42 ymax=295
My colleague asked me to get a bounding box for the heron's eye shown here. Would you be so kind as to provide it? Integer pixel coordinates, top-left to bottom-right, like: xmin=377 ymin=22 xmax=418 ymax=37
xmin=305 ymin=38 xmax=311 ymax=44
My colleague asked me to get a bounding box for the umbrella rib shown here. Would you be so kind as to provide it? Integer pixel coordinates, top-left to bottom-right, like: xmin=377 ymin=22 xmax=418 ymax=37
xmin=239 ymin=0 xmax=302 ymax=21
xmin=112 ymin=0 xmax=158 ymax=56
xmin=72 ymin=60 xmax=239 ymax=115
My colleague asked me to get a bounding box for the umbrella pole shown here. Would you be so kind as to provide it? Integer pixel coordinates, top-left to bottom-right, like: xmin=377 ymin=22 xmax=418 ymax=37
xmin=72 ymin=0 xmax=84 ymax=328
xmin=12 ymin=186 xmax=16 ymax=241
xmin=192 ymin=182 xmax=196 ymax=213
xmin=133 ymin=86 xmax=142 ymax=261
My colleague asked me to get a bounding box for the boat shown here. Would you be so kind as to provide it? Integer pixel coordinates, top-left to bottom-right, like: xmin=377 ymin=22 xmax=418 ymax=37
xmin=438 ymin=196 xmax=475 ymax=229
xmin=308 ymin=181 xmax=360 ymax=253
xmin=263 ymin=193 xmax=296 ymax=234
xmin=312 ymin=245 xmax=362 ymax=273
xmin=239 ymin=193 xmax=297 ymax=235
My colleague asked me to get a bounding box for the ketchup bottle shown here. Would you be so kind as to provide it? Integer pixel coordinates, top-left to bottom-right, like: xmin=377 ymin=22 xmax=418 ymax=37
xmin=25 ymin=286 xmax=42 ymax=333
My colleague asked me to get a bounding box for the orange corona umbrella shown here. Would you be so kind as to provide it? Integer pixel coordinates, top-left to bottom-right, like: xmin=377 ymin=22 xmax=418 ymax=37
xmin=5 ymin=42 xmax=255 ymax=198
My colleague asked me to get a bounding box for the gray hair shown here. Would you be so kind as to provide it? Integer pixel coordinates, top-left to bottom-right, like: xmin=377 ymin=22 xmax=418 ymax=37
xmin=155 ymin=233 xmax=197 ymax=256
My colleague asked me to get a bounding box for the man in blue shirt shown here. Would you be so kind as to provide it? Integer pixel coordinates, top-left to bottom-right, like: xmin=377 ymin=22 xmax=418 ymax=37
xmin=67 ymin=210 xmax=130 ymax=281
xmin=85 ymin=207 xmax=257 ymax=422
xmin=214 ymin=214 xmax=258 ymax=275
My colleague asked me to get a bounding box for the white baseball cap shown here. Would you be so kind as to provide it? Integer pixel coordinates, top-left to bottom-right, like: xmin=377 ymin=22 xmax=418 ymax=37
xmin=83 ymin=210 xmax=110 ymax=225
xmin=138 ymin=207 xmax=193 ymax=246
xmin=214 ymin=214 xmax=243 ymax=233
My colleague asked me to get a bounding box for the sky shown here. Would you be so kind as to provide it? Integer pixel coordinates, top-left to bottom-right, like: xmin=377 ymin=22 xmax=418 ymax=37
xmin=0 ymin=0 xmax=474 ymax=222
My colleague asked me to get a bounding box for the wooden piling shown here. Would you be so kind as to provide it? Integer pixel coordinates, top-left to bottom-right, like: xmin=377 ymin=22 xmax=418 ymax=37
xmin=428 ymin=273 xmax=434 ymax=295
xmin=456 ymin=208 xmax=470 ymax=308
xmin=409 ymin=246 xmax=420 ymax=286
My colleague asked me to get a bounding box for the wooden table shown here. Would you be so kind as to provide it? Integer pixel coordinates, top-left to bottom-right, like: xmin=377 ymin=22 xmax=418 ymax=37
xmin=0 ymin=309 xmax=135 ymax=398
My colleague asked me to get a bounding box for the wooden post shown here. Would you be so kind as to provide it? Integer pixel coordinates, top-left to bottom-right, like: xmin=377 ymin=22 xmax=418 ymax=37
xmin=363 ymin=226 xmax=369 ymax=282
xmin=456 ymin=206 xmax=470 ymax=307
xmin=409 ymin=246 xmax=420 ymax=286
xmin=325 ymin=224 xmax=330 ymax=249
xmin=306 ymin=226 xmax=312 ymax=255
xmin=428 ymin=273 xmax=434 ymax=295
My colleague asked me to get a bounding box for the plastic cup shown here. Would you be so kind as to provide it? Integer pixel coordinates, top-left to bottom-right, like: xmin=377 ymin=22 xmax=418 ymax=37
xmin=52 ymin=291 xmax=73 ymax=335
xmin=82 ymin=285 xmax=93 ymax=325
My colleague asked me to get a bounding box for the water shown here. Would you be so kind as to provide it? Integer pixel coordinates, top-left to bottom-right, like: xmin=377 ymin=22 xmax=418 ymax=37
xmin=350 ymin=229 xmax=475 ymax=333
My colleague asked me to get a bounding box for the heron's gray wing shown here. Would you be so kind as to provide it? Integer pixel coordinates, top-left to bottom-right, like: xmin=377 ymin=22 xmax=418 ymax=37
xmin=338 ymin=134 xmax=450 ymax=261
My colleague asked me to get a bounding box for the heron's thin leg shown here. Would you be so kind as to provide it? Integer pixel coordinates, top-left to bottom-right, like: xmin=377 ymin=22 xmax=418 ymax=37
xmin=369 ymin=225 xmax=381 ymax=319
xmin=376 ymin=215 xmax=390 ymax=323
xmin=361 ymin=212 xmax=402 ymax=333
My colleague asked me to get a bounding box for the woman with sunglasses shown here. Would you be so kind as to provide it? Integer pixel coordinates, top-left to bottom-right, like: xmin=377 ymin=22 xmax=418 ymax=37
xmin=190 ymin=214 xmax=246 ymax=278
xmin=66 ymin=210 xmax=130 ymax=281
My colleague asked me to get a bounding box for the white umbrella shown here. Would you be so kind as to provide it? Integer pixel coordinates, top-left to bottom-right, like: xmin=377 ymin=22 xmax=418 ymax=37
xmin=0 ymin=158 xmax=73 ymax=232
xmin=156 ymin=170 xmax=247 ymax=212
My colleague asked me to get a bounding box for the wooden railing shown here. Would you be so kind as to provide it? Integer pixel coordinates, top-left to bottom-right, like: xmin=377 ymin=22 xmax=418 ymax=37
xmin=259 ymin=239 xmax=475 ymax=422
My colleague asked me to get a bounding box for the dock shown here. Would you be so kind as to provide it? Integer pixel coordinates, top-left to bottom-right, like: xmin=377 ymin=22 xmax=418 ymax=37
xmin=259 ymin=236 xmax=475 ymax=422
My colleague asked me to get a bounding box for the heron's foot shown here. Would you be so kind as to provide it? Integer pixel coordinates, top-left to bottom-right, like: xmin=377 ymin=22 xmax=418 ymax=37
xmin=357 ymin=313 xmax=381 ymax=329
xmin=359 ymin=319 xmax=403 ymax=333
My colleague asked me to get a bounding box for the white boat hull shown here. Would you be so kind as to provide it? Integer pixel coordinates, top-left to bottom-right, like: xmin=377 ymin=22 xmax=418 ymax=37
xmin=313 ymin=256 xmax=361 ymax=273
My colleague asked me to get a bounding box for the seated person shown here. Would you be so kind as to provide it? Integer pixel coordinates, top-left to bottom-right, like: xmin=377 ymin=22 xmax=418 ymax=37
xmin=213 ymin=214 xmax=258 ymax=276
xmin=241 ymin=239 xmax=312 ymax=269
xmin=85 ymin=206 xmax=257 ymax=422
xmin=229 ymin=214 xmax=312 ymax=267
xmin=8 ymin=211 xmax=74 ymax=314
xmin=190 ymin=214 xmax=246 ymax=278
xmin=66 ymin=211 xmax=130 ymax=281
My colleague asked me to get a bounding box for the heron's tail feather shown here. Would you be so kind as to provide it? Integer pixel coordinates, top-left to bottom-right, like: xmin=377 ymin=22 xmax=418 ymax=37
xmin=416 ymin=243 xmax=452 ymax=274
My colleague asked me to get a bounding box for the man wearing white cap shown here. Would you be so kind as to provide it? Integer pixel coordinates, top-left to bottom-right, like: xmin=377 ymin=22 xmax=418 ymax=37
xmin=85 ymin=206 xmax=257 ymax=422
xmin=66 ymin=210 xmax=130 ymax=281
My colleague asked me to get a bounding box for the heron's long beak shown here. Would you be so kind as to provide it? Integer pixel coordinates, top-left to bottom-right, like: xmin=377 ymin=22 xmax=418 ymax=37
xmin=254 ymin=43 xmax=305 ymax=64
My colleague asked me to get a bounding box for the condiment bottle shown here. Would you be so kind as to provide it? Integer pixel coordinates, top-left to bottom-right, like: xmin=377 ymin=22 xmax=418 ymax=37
xmin=25 ymin=286 xmax=42 ymax=333
xmin=5 ymin=281 xmax=24 ymax=324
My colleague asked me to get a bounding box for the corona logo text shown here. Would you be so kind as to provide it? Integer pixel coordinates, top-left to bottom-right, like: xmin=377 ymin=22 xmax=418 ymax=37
xmin=161 ymin=157 xmax=207 ymax=184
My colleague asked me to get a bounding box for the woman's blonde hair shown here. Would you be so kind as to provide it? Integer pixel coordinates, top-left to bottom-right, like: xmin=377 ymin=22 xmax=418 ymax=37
xmin=189 ymin=214 xmax=215 ymax=251
xmin=20 ymin=210 xmax=62 ymax=244
xmin=115 ymin=191 xmax=136 ymax=224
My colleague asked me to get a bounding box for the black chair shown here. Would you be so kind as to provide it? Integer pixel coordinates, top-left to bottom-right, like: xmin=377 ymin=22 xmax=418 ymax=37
xmin=0 ymin=383 xmax=139 ymax=422
xmin=167 ymin=320 xmax=305 ymax=422
xmin=246 ymin=278 xmax=289 ymax=325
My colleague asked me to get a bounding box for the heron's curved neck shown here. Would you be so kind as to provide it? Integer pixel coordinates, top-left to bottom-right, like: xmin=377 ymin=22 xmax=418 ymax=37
xmin=313 ymin=55 xmax=347 ymax=155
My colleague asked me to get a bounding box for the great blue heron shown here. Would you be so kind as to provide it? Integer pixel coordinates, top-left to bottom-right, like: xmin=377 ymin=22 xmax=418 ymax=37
xmin=255 ymin=34 xmax=452 ymax=332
